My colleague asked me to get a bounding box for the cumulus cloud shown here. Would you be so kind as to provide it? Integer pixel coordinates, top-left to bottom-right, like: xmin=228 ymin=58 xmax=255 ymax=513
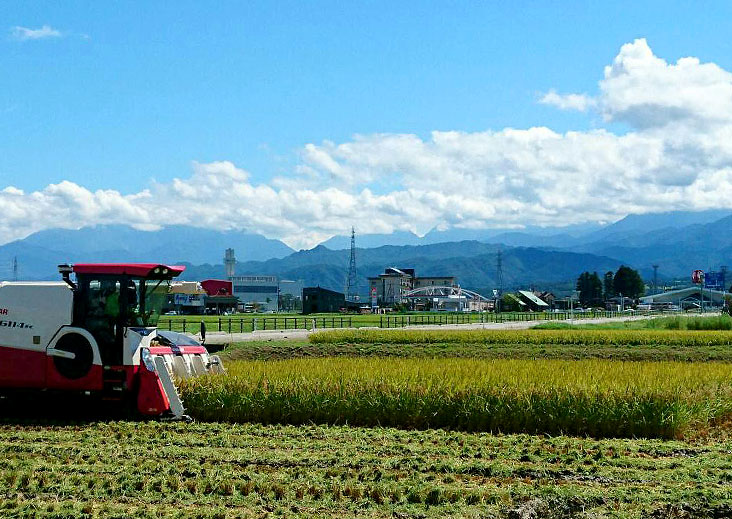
xmin=10 ymin=25 xmax=62 ymax=41
xmin=600 ymin=38 xmax=732 ymax=128
xmin=3 ymin=39 xmax=732 ymax=249
xmin=539 ymin=90 xmax=596 ymax=111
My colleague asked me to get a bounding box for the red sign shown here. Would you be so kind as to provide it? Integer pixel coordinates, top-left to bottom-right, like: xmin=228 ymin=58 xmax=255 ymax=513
xmin=692 ymin=270 xmax=705 ymax=284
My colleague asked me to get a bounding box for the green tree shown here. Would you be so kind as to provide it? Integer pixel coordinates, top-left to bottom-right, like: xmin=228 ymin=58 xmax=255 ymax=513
xmin=576 ymin=271 xmax=603 ymax=307
xmin=613 ymin=266 xmax=645 ymax=299
xmin=603 ymin=271 xmax=615 ymax=300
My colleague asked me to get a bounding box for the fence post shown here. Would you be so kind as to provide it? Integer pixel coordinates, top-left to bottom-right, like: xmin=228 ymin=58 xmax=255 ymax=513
xmin=253 ymin=318 xmax=257 ymax=332
xmin=228 ymin=319 xmax=231 ymax=334
xmin=182 ymin=320 xmax=186 ymax=333
xmin=218 ymin=318 xmax=222 ymax=332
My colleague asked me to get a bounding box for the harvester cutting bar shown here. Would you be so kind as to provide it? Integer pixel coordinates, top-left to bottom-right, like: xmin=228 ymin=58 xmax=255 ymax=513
xmin=141 ymin=345 xmax=225 ymax=419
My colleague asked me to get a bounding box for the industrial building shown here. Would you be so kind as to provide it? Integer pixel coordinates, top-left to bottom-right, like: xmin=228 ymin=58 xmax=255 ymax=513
xmin=368 ymin=267 xmax=456 ymax=305
xmin=302 ymin=287 xmax=346 ymax=314
xmin=230 ymin=275 xmax=279 ymax=312
xmin=640 ymin=286 xmax=727 ymax=309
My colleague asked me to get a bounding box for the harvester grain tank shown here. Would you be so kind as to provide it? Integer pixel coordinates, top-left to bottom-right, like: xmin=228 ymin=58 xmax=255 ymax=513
xmin=0 ymin=263 xmax=224 ymax=418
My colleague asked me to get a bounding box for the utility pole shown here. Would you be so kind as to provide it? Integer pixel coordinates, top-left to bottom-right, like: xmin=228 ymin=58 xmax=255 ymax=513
xmin=721 ymin=265 xmax=728 ymax=293
xmin=345 ymin=227 xmax=358 ymax=302
xmin=652 ymin=264 xmax=659 ymax=295
xmin=12 ymin=256 xmax=18 ymax=282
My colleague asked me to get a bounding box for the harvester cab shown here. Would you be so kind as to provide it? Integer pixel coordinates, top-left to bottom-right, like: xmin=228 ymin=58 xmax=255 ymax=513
xmin=0 ymin=263 xmax=224 ymax=419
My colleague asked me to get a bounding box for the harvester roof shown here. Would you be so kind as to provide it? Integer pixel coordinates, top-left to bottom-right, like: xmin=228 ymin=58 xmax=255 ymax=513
xmin=72 ymin=263 xmax=186 ymax=278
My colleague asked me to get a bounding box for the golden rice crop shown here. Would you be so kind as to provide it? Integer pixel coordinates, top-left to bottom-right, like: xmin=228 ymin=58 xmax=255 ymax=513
xmin=309 ymin=328 xmax=732 ymax=346
xmin=179 ymin=358 xmax=732 ymax=438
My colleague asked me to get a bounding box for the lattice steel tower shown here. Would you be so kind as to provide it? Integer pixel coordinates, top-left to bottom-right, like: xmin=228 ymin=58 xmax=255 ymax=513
xmin=496 ymin=249 xmax=504 ymax=296
xmin=345 ymin=227 xmax=358 ymax=302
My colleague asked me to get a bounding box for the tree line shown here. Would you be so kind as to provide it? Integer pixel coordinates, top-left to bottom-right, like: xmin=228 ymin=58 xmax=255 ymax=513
xmin=576 ymin=266 xmax=645 ymax=307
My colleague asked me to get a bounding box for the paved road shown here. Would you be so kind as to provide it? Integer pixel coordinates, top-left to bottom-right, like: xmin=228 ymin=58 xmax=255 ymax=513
xmin=200 ymin=313 xmax=667 ymax=345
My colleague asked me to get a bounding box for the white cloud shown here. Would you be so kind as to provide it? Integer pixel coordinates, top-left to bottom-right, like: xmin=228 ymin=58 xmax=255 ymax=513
xmin=3 ymin=39 xmax=732 ymax=249
xmin=539 ymin=90 xmax=596 ymax=111
xmin=600 ymin=38 xmax=732 ymax=128
xmin=10 ymin=25 xmax=62 ymax=41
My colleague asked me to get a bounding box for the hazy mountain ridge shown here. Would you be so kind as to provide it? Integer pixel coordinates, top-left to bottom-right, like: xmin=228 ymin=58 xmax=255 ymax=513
xmin=180 ymin=242 xmax=624 ymax=295
xmin=4 ymin=210 xmax=732 ymax=290
xmin=0 ymin=225 xmax=294 ymax=279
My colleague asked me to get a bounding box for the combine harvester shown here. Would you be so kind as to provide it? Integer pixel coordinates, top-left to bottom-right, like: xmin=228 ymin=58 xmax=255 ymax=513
xmin=0 ymin=263 xmax=224 ymax=418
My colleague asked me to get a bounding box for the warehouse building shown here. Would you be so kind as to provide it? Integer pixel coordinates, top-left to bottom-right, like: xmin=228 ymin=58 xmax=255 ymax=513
xmin=229 ymin=275 xmax=279 ymax=312
xmin=302 ymin=286 xmax=346 ymax=314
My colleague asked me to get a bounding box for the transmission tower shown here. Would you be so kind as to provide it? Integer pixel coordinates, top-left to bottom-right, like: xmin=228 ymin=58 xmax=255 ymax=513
xmin=652 ymin=264 xmax=659 ymax=294
xmin=345 ymin=227 xmax=358 ymax=302
xmin=496 ymin=249 xmax=504 ymax=295
xmin=12 ymin=256 xmax=18 ymax=281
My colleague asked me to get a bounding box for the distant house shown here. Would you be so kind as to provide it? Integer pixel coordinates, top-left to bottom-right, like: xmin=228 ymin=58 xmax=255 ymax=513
xmin=535 ymin=291 xmax=556 ymax=309
xmin=517 ymin=290 xmax=549 ymax=312
xmin=501 ymin=293 xmax=526 ymax=312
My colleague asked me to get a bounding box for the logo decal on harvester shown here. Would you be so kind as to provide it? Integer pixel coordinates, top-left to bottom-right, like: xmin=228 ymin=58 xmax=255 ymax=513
xmin=0 ymin=308 xmax=7 ymax=315
xmin=0 ymin=320 xmax=33 ymax=329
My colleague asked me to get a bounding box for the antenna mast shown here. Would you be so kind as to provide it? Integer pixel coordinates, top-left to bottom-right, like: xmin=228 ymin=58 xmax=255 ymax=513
xmin=345 ymin=227 xmax=358 ymax=302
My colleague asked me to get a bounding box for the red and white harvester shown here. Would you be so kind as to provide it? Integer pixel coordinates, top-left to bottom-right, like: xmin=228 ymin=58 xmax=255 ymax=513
xmin=0 ymin=263 xmax=224 ymax=418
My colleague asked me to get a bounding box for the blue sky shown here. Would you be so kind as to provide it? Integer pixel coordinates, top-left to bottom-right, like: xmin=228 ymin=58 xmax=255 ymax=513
xmin=2 ymin=2 xmax=732 ymax=247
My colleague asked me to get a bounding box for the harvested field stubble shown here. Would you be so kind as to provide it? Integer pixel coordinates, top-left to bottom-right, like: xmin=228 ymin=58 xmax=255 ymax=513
xmin=179 ymin=358 xmax=732 ymax=438
xmin=3 ymin=422 xmax=731 ymax=518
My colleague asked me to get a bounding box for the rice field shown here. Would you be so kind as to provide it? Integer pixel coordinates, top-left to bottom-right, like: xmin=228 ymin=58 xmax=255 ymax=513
xmin=309 ymin=327 xmax=732 ymax=346
xmin=179 ymin=357 xmax=732 ymax=438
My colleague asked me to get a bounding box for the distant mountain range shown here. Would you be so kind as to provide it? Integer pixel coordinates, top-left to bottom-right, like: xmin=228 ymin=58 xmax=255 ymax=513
xmin=179 ymin=242 xmax=624 ymax=296
xmin=3 ymin=209 xmax=732 ymax=294
xmin=321 ymin=210 xmax=732 ymax=251
xmin=0 ymin=225 xmax=293 ymax=280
